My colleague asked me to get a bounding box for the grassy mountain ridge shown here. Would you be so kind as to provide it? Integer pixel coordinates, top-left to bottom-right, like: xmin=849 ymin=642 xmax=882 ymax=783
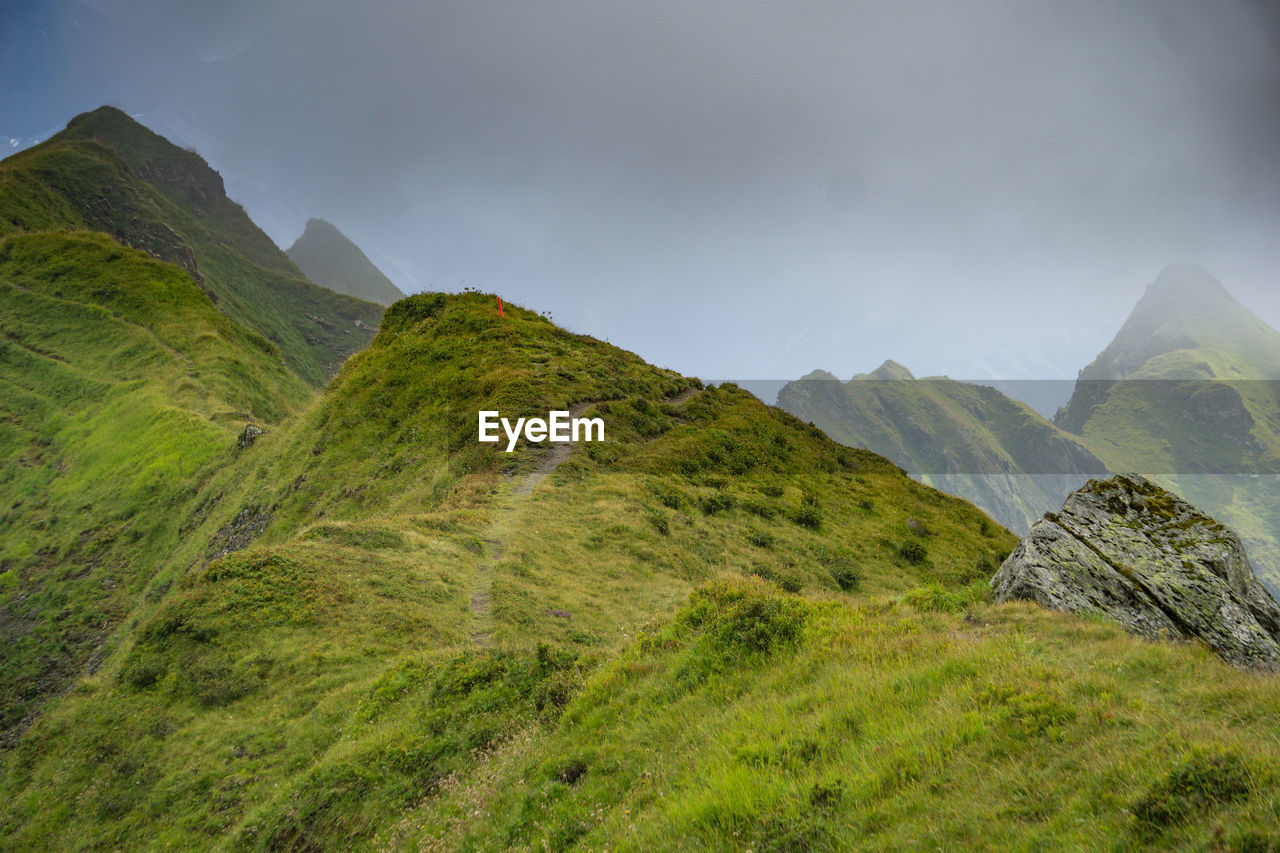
xmin=7 ymin=287 xmax=1280 ymax=847
xmin=0 ymin=230 xmax=311 ymax=746
xmin=777 ymin=363 xmax=1106 ymax=533
xmin=287 ymin=218 xmax=405 ymax=306
xmin=0 ymin=107 xmax=383 ymax=386
xmin=1 ymin=291 xmax=1028 ymax=849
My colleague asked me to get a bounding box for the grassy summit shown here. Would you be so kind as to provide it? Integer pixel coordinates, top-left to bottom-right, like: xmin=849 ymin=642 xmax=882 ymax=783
xmin=2 ymin=291 xmax=1020 ymax=849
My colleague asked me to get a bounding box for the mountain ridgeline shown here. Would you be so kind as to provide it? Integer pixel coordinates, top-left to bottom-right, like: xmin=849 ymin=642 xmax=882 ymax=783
xmin=287 ymin=217 xmax=405 ymax=306
xmin=777 ymin=361 xmax=1107 ymax=534
xmin=1 ymin=286 xmax=1033 ymax=849
xmin=7 ymin=110 xmax=1280 ymax=850
xmin=781 ymin=265 xmax=1280 ymax=593
xmin=0 ymin=106 xmax=382 ymax=386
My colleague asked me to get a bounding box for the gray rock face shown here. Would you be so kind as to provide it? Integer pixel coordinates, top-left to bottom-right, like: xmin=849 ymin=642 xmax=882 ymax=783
xmin=992 ymin=474 xmax=1280 ymax=668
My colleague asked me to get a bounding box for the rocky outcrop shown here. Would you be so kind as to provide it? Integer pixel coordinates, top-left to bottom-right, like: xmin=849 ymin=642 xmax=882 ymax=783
xmin=992 ymin=474 xmax=1280 ymax=668
xmin=237 ymin=423 xmax=264 ymax=448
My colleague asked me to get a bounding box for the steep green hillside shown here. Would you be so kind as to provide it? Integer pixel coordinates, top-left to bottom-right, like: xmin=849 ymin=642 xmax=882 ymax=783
xmin=0 ymin=107 xmax=383 ymax=386
xmin=1055 ymin=265 xmax=1280 ymax=588
xmin=407 ymin=585 xmax=1280 ymax=851
xmin=6 ymin=292 xmax=1280 ymax=850
xmin=0 ymin=231 xmax=311 ymax=746
xmin=778 ymin=361 xmax=1106 ymax=532
xmin=1 ymin=293 xmax=1021 ymax=849
xmin=287 ymin=218 xmax=405 ymax=305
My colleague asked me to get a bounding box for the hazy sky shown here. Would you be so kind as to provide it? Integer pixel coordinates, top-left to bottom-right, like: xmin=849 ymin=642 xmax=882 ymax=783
xmin=4 ymin=1 xmax=1280 ymax=382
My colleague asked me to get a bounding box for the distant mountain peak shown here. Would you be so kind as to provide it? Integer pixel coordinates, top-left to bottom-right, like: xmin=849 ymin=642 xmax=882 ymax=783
xmin=865 ymin=360 xmax=915 ymax=381
xmin=799 ymin=369 xmax=840 ymax=382
xmin=301 ymin=217 xmax=343 ymax=236
xmin=1146 ymin=263 xmax=1233 ymax=301
xmin=1072 ymin=266 xmax=1265 ymax=383
xmin=1132 ymin=264 xmax=1239 ymax=330
xmin=1055 ymin=265 xmax=1280 ymax=433
xmin=287 ymin=218 xmax=404 ymax=306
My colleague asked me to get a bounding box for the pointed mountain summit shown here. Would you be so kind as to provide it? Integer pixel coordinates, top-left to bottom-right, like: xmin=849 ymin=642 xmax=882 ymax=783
xmin=0 ymin=106 xmax=381 ymax=385
xmin=287 ymin=218 xmax=405 ymax=306
xmin=1057 ymin=265 xmax=1280 ymax=433
xmin=1051 ymin=266 xmax=1280 ymax=590
xmin=859 ymin=359 xmax=916 ymax=381
xmin=1072 ymin=264 xmax=1278 ymax=384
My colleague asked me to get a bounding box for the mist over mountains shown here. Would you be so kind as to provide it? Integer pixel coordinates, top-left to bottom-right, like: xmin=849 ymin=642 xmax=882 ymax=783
xmin=5 ymin=100 xmax=1280 ymax=849
xmin=7 ymin=1 xmax=1280 ymax=382
xmin=780 ymin=264 xmax=1280 ymax=592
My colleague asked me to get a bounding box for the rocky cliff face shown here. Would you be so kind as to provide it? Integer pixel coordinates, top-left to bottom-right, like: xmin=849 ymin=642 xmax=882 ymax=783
xmin=992 ymin=474 xmax=1280 ymax=668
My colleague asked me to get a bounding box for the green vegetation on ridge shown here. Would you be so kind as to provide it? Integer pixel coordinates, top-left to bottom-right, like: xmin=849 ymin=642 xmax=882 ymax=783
xmin=2 ymin=292 xmax=1026 ymax=849
xmin=0 ymin=107 xmax=383 ymax=386
xmin=6 ymin=289 xmax=1280 ymax=850
xmin=0 ymin=231 xmax=310 ymax=746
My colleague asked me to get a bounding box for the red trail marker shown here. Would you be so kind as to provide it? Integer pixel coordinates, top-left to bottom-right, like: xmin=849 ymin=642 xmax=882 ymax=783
xmin=497 ymin=296 xmax=504 ymax=317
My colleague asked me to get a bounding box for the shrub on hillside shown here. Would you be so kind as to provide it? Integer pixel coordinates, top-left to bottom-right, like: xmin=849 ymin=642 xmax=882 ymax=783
xmin=674 ymin=579 xmax=809 ymax=666
xmin=700 ymin=491 xmax=736 ymax=515
xmin=900 ymin=540 xmax=927 ymax=564
xmin=1131 ymin=750 xmax=1253 ymax=835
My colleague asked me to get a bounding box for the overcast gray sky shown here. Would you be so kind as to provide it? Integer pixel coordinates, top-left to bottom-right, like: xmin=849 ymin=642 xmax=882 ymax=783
xmin=4 ymin=1 xmax=1280 ymax=382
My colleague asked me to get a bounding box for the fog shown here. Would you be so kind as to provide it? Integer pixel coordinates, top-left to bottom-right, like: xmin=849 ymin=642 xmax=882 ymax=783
xmin=4 ymin=0 xmax=1280 ymax=381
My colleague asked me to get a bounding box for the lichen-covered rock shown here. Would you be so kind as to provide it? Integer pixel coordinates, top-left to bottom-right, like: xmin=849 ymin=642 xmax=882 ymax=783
xmin=992 ymin=473 xmax=1280 ymax=668
xmin=237 ymin=423 xmax=264 ymax=448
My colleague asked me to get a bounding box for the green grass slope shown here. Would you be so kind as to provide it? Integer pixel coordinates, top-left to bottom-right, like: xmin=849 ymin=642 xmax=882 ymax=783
xmin=0 ymin=293 xmax=1022 ymax=849
xmin=0 ymin=231 xmax=311 ymax=747
xmin=777 ymin=361 xmax=1106 ymax=533
xmin=5 ymin=293 xmax=1280 ymax=851
xmin=287 ymin=218 xmax=405 ymax=306
xmin=0 ymin=107 xmax=383 ymax=386
xmin=410 ymin=583 xmax=1280 ymax=852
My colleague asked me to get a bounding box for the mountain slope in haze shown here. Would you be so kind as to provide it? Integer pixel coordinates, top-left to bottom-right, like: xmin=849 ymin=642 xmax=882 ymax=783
xmin=0 ymin=231 xmax=311 ymax=746
xmin=1054 ymin=265 xmax=1280 ymax=588
xmin=1057 ymin=263 xmax=1280 ymax=433
xmin=286 ymin=217 xmax=404 ymax=305
xmin=0 ymin=106 xmax=382 ymax=386
xmin=778 ymin=361 xmax=1107 ymax=533
xmin=9 ymin=293 xmax=1280 ymax=850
